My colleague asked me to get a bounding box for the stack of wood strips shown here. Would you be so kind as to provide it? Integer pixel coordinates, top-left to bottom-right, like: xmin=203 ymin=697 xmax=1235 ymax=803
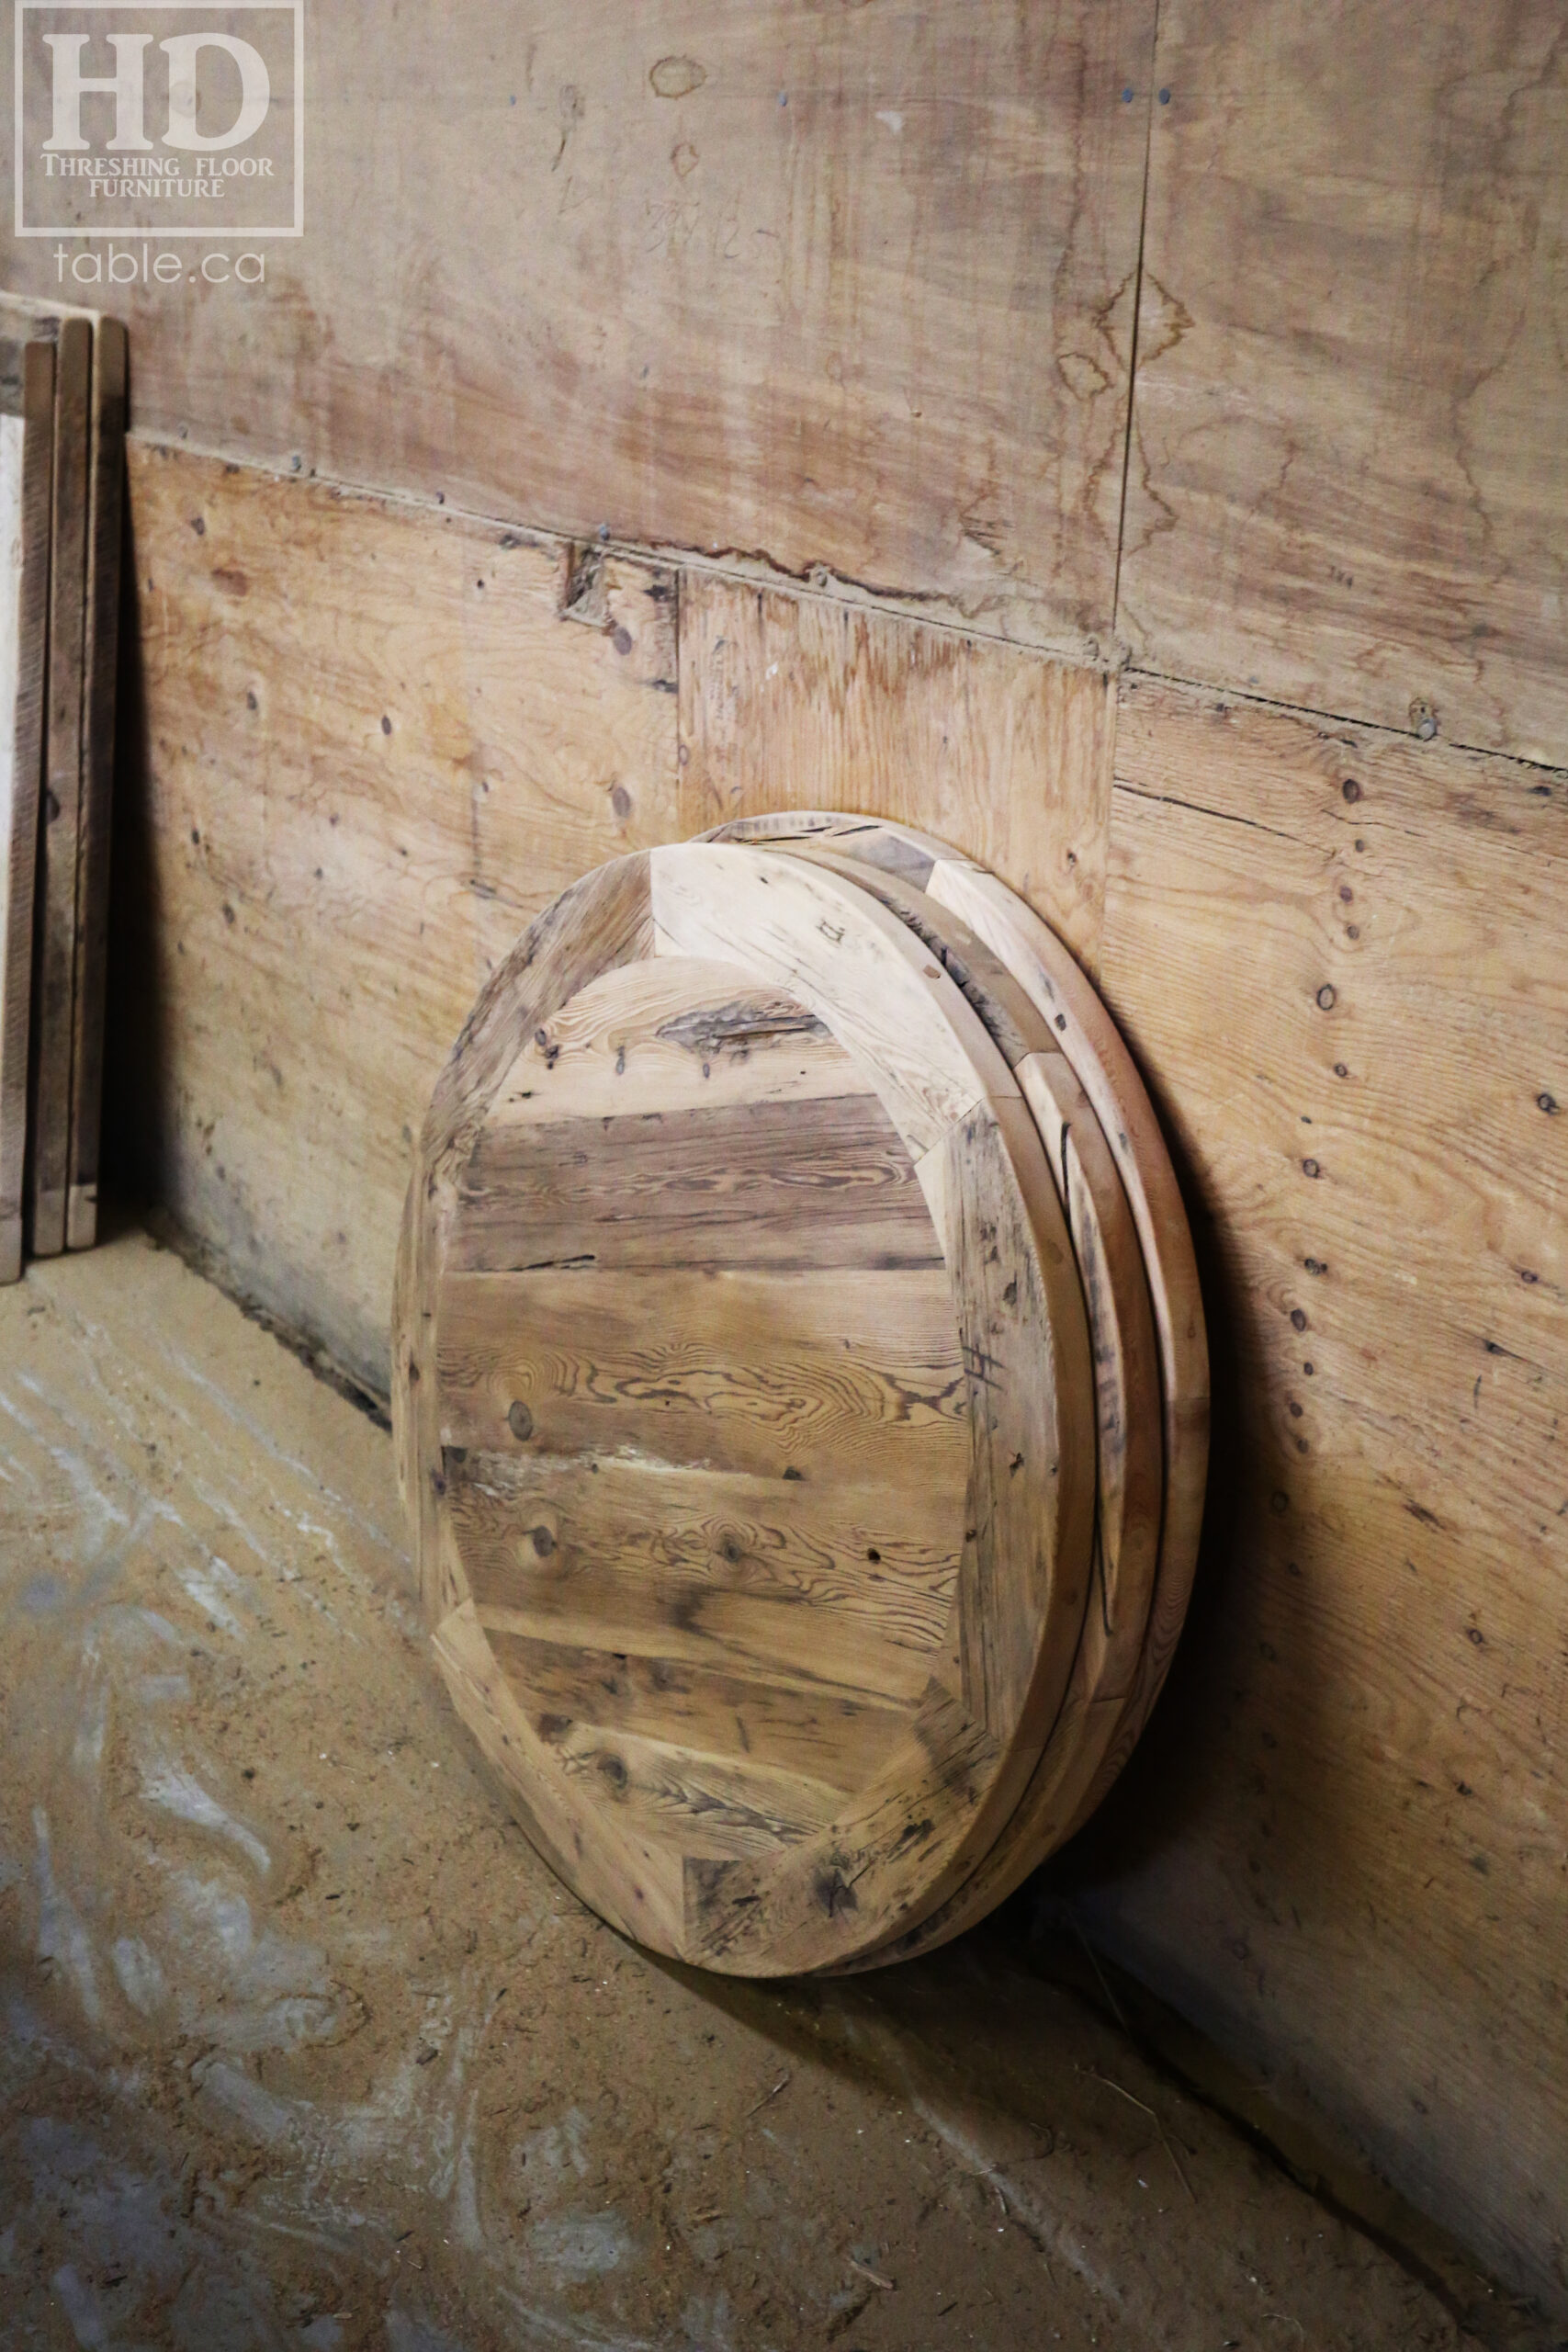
xmin=395 ymin=819 xmax=1208 ymax=1975
xmin=0 ymin=298 xmax=127 ymax=1284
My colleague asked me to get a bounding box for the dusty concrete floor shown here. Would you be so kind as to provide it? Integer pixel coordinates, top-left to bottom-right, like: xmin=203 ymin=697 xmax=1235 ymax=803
xmin=0 ymin=1230 xmax=1553 ymax=2352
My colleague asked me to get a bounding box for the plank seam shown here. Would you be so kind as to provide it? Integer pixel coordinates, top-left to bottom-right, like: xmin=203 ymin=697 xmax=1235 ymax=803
xmin=125 ymin=433 xmax=1111 ymax=674
xmin=1110 ymin=0 xmax=1162 ymax=642
xmin=1121 ymin=662 xmax=1568 ymax=782
xmin=128 ymin=439 xmax=1565 ymax=778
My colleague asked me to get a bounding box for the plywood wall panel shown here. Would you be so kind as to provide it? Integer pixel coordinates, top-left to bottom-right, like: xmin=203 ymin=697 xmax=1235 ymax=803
xmin=120 ymin=444 xmax=680 ymax=1391
xmin=1118 ymin=0 xmax=1568 ymax=766
xmin=7 ymin=0 xmax=1156 ymax=658
xmin=678 ymin=575 xmax=1117 ymax=972
xmin=1081 ymin=673 xmax=1568 ymax=2305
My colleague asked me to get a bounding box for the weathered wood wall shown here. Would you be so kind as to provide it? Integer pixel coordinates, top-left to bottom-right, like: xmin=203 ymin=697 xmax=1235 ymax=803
xmin=1120 ymin=0 xmax=1568 ymax=766
xmin=1091 ymin=680 xmax=1568 ymax=2301
xmin=115 ymin=447 xmax=680 ymax=1387
xmin=9 ymin=0 xmax=1567 ymax=2313
xmin=31 ymin=0 xmax=1157 ymax=658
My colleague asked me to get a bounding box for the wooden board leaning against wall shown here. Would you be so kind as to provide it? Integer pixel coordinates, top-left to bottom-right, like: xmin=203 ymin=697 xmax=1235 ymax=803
xmin=0 ymin=296 xmax=130 ymax=1272
xmin=0 ymin=340 xmax=53 ymax=1284
xmin=1079 ymin=674 xmax=1568 ymax=2309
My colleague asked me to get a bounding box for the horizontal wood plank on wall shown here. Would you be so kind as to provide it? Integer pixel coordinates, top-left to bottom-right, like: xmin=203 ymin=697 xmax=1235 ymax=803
xmin=114 ymin=443 xmax=681 ymax=1390
xmin=678 ymin=575 xmax=1116 ymax=974
xmin=17 ymin=0 xmax=1156 ymax=657
xmin=1117 ymin=0 xmax=1568 ymax=767
xmin=1083 ymin=673 xmax=1568 ymax=2307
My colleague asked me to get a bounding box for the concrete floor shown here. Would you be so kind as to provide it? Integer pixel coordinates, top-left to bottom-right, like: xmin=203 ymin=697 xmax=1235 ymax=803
xmin=0 ymin=1230 xmax=1551 ymax=2352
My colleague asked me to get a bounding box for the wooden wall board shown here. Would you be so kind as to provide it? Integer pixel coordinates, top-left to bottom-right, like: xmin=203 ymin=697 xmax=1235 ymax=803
xmin=28 ymin=316 xmax=91 ymax=1260
xmin=677 ymin=575 xmax=1117 ymax=973
xmin=1118 ymin=0 xmax=1568 ymax=767
xmin=1078 ymin=673 xmax=1568 ymax=2308
xmin=122 ymin=443 xmax=682 ymax=1394
xmin=0 ymin=340 xmax=53 ymax=1285
xmin=5 ymin=0 xmax=1156 ymax=658
xmin=67 ymin=316 xmax=128 ymax=1253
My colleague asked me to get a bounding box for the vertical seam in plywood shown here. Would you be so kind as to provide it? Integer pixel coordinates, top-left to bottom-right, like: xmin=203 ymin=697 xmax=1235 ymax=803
xmin=1111 ymin=3 xmax=1162 ymax=640
xmin=671 ymin=567 xmax=685 ymax=838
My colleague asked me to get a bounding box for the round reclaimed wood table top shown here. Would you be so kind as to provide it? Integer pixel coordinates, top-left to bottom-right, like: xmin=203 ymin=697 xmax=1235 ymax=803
xmin=394 ymin=843 xmax=1098 ymax=1976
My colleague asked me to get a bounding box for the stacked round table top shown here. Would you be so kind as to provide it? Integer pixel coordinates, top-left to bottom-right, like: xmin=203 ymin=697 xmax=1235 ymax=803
xmin=393 ymin=820 xmax=1207 ymax=1977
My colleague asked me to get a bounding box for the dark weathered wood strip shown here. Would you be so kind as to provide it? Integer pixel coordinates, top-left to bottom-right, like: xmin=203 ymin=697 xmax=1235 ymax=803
xmin=451 ymin=1092 xmax=943 ymax=1274
xmin=28 ymin=317 xmax=91 ymax=1259
xmin=437 ymin=1265 xmax=969 ymax=1484
xmin=473 ymin=1591 xmax=931 ymax=1709
xmin=66 ymin=317 xmax=127 ymax=1253
xmin=0 ymin=334 xmax=33 ymax=418
xmin=448 ymin=1449 xmax=960 ymax=1657
xmin=0 ymin=342 xmax=53 ymax=1284
xmin=484 ymin=1631 xmax=909 ymax=1794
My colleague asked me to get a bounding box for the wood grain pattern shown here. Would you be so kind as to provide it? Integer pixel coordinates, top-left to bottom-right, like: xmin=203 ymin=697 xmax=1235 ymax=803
xmin=402 ymin=848 xmax=1099 ymax=1973
xmin=454 ymin=1094 xmax=942 ymax=1273
xmin=535 ymin=1713 xmax=847 ymax=1864
xmin=677 ymin=575 xmax=1118 ymax=969
xmin=462 ymin=1538 xmax=941 ymax=1713
xmin=649 ymin=840 xmax=1018 ymax=1153
xmin=1119 ymin=0 xmax=1568 ymax=766
xmin=7 ymin=1 xmax=1156 ymax=654
xmin=0 ymin=342 xmax=52 ymax=1286
xmin=489 ymin=956 xmax=860 ymax=1124
xmin=1083 ymin=673 xmax=1568 ymax=2311
xmin=706 ymin=812 xmax=1206 ymax=1850
xmin=744 ymin=837 xmax=1167 ymax=1963
xmin=28 ymin=317 xmax=91 ymax=1260
xmin=398 ymin=853 xmax=659 ymax=1626
xmin=681 ymin=1686 xmax=1001 ymax=1974
xmin=66 ymin=315 xmax=128 ymax=1253
xmin=437 ymin=1266 xmax=966 ymax=1486
xmin=926 ymin=854 xmax=1210 ymax=1824
xmin=433 ymin=1597 xmax=685 ymax=1951
xmin=450 ymin=1449 xmax=958 ymax=1664
xmin=483 ymin=1632 xmax=911 ymax=1793
xmin=125 ymin=443 xmax=682 ymax=1394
